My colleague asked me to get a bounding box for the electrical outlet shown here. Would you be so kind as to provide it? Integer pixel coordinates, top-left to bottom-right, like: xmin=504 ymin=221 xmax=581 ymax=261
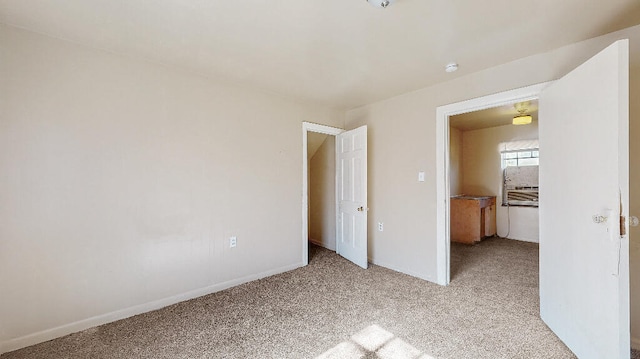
xmin=229 ymin=236 xmax=237 ymax=248
xmin=378 ymin=222 xmax=384 ymax=232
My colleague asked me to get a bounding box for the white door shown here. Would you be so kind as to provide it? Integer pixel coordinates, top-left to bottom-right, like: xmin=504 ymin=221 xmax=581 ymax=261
xmin=539 ymin=40 xmax=629 ymax=358
xmin=336 ymin=125 xmax=368 ymax=269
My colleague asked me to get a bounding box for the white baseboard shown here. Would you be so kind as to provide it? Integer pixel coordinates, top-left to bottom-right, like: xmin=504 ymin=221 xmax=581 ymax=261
xmin=509 ymin=237 xmax=539 ymax=243
xmin=0 ymin=262 xmax=302 ymax=355
xmin=632 ymin=336 xmax=640 ymax=350
xmin=368 ymin=257 xmax=434 ymax=284
xmin=308 ymin=238 xmax=323 ymax=246
xmin=309 ymin=238 xmax=336 ymax=251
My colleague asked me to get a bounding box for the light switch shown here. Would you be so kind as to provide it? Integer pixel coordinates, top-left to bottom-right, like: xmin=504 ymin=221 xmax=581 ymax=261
xmin=418 ymin=171 xmax=425 ymax=182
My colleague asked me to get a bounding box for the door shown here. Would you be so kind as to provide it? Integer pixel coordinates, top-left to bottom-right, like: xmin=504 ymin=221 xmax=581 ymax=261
xmin=539 ymin=40 xmax=629 ymax=358
xmin=336 ymin=125 xmax=368 ymax=269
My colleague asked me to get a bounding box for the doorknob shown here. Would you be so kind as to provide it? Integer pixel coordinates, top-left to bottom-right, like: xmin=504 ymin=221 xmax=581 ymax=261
xmin=357 ymin=206 xmax=369 ymax=212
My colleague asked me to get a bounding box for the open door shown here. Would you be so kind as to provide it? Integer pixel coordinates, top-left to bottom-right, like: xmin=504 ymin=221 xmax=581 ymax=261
xmin=336 ymin=125 xmax=368 ymax=269
xmin=539 ymin=40 xmax=629 ymax=358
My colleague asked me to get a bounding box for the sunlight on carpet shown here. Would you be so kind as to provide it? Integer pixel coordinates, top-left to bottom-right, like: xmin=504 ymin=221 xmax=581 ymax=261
xmin=316 ymin=324 xmax=435 ymax=359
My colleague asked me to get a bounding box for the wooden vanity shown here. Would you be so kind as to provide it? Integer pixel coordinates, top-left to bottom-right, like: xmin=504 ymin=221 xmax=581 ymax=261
xmin=450 ymin=195 xmax=496 ymax=244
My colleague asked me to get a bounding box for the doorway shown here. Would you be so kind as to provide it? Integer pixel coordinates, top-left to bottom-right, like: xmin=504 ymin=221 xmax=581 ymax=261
xmin=307 ymin=131 xmax=336 ymax=251
xmin=448 ymin=101 xmax=540 ymax=280
xmin=302 ymin=122 xmax=369 ymax=269
xmin=301 ymin=122 xmax=343 ymax=266
xmin=435 ymin=82 xmax=548 ymax=286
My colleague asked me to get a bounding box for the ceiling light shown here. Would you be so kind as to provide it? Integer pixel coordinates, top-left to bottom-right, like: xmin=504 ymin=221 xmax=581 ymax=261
xmin=513 ymin=102 xmax=532 ymax=125
xmin=367 ymin=0 xmax=392 ymax=8
xmin=445 ymin=63 xmax=458 ymax=73
xmin=512 ymin=115 xmax=532 ymax=125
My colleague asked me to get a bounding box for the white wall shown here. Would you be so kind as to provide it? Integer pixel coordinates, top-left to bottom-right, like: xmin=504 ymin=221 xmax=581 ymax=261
xmin=461 ymin=123 xmax=539 ymax=242
xmin=346 ymin=25 xmax=640 ymax=345
xmin=309 ymin=136 xmax=336 ymax=250
xmin=630 ymin=61 xmax=640 ymax=350
xmin=0 ymin=25 xmax=343 ymax=352
xmin=449 ymin=127 xmax=463 ymax=196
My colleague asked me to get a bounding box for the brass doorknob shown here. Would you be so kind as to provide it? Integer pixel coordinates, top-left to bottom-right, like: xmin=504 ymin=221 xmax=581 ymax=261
xmin=357 ymin=206 xmax=364 ymax=212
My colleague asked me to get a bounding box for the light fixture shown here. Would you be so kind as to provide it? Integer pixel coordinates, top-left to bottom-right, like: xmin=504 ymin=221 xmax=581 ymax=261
xmin=445 ymin=63 xmax=458 ymax=73
xmin=513 ymin=102 xmax=532 ymax=125
xmin=512 ymin=115 xmax=532 ymax=125
xmin=367 ymin=0 xmax=392 ymax=8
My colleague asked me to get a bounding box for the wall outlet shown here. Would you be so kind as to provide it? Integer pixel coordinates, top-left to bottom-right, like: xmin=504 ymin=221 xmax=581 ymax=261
xmin=378 ymin=222 xmax=384 ymax=232
xmin=229 ymin=236 xmax=237 ymax=248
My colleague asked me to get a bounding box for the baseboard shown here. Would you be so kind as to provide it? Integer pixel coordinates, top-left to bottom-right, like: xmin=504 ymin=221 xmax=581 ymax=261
xmin=496 ymin=235 xmax=539 ymax=243
xmin=309 ymin=238 xmax=335 ymax=251
xmin=368 ymin=257 xmax=434 ymax=284
xmin=0 ymin=262 xmax=302 ymax=355
xmin=510 ymin=237 xmax=539 ymax=243
xmin=632 ymin=336 xmax=640 ymax=350
xmin=308 ymin=238 xmax=323 ymax=247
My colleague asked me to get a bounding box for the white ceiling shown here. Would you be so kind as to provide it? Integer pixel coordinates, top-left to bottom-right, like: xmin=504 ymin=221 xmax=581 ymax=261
xmin=450 ymin=101 xmax=539 ymax=131
xmin=1 ymin=0 xmax=639 ymax=109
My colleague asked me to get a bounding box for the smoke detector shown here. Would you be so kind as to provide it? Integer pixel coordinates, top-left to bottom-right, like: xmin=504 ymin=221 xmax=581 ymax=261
xmin=445 ymin=63 xmax=459 ymax=73
xmin=367 ymin=0 xmax=393 ymax=8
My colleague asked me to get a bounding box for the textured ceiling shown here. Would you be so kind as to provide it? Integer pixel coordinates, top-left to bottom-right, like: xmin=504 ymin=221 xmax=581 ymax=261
xmin=1 ymin=0 xmax=639 ymax=109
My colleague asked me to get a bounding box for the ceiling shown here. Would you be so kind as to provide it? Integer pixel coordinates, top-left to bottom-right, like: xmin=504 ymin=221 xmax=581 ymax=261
xmin=450 ymin=101 xmax=538 ymax=131
xmin=1 ymin=1 xmax=640 ymax=109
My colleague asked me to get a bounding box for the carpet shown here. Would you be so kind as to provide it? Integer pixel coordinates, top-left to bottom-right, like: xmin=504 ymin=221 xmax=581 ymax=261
xmin=2 ymin=238 xmax=633 ymax=358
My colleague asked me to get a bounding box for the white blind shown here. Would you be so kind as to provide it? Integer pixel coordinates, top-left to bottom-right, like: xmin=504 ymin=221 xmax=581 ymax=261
xmin=499 ymin=139 xmax=539 ymax=152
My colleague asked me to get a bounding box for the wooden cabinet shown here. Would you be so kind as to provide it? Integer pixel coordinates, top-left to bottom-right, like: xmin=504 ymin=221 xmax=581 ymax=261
xmin=450 ymin=195 xmax=496 ymax=244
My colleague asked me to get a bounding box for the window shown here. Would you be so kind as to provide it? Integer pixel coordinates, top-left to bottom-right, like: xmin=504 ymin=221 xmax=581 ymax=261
xmin=501 ymin=142 xmax=539 ymax=207
xmin=502 ymin=149 xmax=539 ymax=167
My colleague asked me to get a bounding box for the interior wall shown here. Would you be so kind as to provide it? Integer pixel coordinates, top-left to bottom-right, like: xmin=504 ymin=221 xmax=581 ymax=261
xmin=0 ymin=24 xmax=344 ymax=351
xmin=307 ymin=132 xmax=328 ymax=242
xmin=461 ymin=123 xmax=539 ymax=242
xmin=449 ymin=127 xmax=463 ymax=196
xmin=630 ymin=62 xmax=640 ymax=350
xmin=309 ymin=136 xmax=336 ymax=250
xmin=345 ymin=24 xmax=640 ymax=344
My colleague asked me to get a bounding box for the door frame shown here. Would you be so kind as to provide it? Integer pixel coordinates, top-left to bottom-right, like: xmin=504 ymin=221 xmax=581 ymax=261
xmin=435 ymin=82 xmax=550 ymax=286
xmin=302 ymin=122 xmax=344 ymax=266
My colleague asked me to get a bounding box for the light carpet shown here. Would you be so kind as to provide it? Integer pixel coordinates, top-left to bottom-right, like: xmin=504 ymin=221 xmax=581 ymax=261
xmin=2 ymin=238 xmax=637 ymax=358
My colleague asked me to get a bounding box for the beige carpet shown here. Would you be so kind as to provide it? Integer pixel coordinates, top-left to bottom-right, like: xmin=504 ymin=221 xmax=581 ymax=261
xmin=2 ymin=238 xmax=637 ymax=358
